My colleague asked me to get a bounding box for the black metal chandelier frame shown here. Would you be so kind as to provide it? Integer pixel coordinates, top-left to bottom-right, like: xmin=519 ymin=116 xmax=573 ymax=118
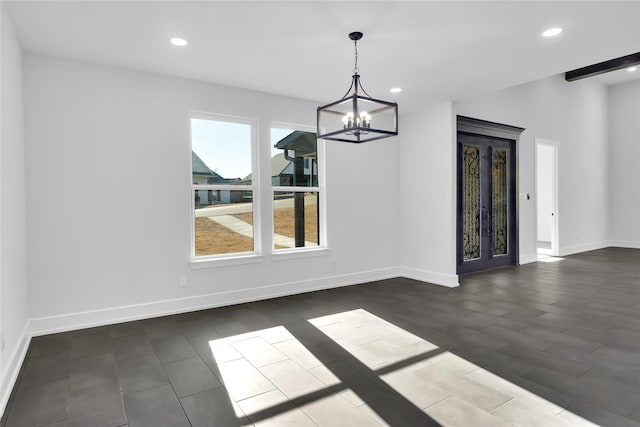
xmin=316 ymin=32 xmax=398 ymax=143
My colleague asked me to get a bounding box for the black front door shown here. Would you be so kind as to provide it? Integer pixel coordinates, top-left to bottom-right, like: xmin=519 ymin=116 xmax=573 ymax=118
xmin=457 ymin=133 xmax=517 ymax=274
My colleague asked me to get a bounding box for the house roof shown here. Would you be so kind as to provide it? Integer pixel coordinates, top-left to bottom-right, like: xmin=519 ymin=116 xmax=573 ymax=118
xmin=242 ymin=153 xmax=292 ymax=182
xmin=273 ymin=131 xmax=316 ymax=158
xmin=192 ymin=151 xmax=241 ymax=184
xmin=192 ymin=151 xmax=221 ymax=177
xmin=271 ymin=153 xmax=292 ymax=177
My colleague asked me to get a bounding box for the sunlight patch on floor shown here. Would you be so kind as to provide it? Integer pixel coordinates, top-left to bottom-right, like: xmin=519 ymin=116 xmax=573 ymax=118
xmin=537 ymin=254 xmax=566 ymax=262
xmin=309 ymin=309 xmax=596 ymax=427
xmin=207 ymin=309 xmax=596 ymax=426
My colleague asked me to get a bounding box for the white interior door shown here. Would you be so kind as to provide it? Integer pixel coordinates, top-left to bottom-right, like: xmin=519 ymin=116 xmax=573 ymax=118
xmin=535 ymin=140 xmax=558 ymax=256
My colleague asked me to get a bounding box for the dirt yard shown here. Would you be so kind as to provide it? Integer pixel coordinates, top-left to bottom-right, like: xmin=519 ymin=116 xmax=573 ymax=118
xmin=195 ymin=203 xmax=318 ymax=255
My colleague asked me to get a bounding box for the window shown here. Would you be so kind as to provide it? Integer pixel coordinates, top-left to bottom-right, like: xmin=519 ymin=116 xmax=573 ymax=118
xmin=190 ymin=115 xmax=324 ymax=264
xmin=271 ymin=127 xmax=321 ymax=251
xmin=190 ymin=114 xmax=257 ymax=258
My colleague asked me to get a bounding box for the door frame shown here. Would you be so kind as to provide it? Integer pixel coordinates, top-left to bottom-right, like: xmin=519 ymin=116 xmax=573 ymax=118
xmin=456 ymin=116 xmax=525 ymax=274
xmin=535 ymin=139 xmax=559 ymax=257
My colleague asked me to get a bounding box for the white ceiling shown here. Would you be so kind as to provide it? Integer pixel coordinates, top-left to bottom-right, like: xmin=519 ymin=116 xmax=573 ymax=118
xmin=591 ymin=64 xmax=640 ymax=86
xmin=5 ymin=1 xmax=640 ymax=112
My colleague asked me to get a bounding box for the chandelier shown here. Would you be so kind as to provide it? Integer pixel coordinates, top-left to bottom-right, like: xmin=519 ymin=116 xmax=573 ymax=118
xmin=317 ymin=32 xmax=398 ymax=143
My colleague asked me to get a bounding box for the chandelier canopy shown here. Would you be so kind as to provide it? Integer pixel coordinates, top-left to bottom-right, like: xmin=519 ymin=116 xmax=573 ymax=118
xmin=317 ymin=32 xmax=398 ymax=143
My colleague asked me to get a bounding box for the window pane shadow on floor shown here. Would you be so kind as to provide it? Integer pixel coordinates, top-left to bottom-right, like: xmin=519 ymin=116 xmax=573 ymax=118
xmin=202 ymin=305 xmax=600 ymax=427
xmin=202 ymin=313 xmax=442 ymax=426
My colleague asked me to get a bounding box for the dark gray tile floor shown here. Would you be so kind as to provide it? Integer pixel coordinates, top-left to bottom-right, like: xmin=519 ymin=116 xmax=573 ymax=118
xmin=2 ymin=247 xmax=639 ymax=426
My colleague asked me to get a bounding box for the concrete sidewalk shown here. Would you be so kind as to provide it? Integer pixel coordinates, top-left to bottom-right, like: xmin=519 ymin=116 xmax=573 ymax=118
xmin=209 ymin=214 xmax=316 ymax=248
xmin=195 ymin=196 xmax=317 ymax=218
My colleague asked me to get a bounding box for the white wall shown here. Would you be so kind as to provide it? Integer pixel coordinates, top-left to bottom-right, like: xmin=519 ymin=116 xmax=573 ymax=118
xmin=608 ymin=80 xmax=640 ymax=248
xmin=400 ymin=102 xmax=458 ymax=286
xmin=0 ymin=3 xmax=30 ymax=413
xmin=23 ymin=53 xmax=401 ymax=332
xmin=455 ymin=75 xmax=610 ymax=259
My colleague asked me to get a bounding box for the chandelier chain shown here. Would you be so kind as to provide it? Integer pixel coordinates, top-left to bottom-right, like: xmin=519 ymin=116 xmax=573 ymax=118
xmin=353 ymin=39 xmax=359 ymax=75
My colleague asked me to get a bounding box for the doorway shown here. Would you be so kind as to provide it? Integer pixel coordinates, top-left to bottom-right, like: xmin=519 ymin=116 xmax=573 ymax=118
xmin=535 ymin=140 xmax=558 ymax=257
xmin=456 ymin=116 xmax=524 ymax=275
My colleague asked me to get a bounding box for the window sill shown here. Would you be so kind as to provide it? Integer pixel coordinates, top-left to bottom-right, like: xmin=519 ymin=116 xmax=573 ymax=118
xmin=190 ymin=253 xmax=265 ymax=269
xmin=271 ymin=247 xmax=330 ymax=262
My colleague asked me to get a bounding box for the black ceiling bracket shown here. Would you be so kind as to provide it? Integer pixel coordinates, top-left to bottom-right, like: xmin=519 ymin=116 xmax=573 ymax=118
xmin=565 ymin=52 xmax=640 ymax=82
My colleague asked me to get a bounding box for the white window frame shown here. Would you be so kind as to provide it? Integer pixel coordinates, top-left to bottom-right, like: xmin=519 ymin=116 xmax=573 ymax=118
xmin=189 ymin=112 xmax=262 ymax=268
xmin=270 ymin=122 xmax=328 ymax=260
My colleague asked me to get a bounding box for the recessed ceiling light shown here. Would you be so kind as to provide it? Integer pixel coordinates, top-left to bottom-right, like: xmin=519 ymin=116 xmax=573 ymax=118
xmin=628 ymin=66 xmax=638 ymax=72
xmin=170 ymin=38 xmax=188 ymax=46
xmin=542 ymin=28 xmax=563 ymax=37
xmin=390 ymin=87 xmax=402 ymax=93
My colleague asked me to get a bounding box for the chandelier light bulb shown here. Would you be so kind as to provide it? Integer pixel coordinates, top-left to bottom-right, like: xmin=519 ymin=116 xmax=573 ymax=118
xmin=360 ymin=112 xmax=371 ymax=128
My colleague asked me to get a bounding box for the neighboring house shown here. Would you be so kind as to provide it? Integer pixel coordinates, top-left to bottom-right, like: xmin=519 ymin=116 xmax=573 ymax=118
xmin=271 ymin=153 xmax=317 ymax=186
xmin=237 ymin=131 xmax=316 ymax=187
xmin=192 ymin=151 xmax=243 ymax=207
xmin=272 ymin=131 xmax=318 ymax=187
xmin=271 ymin=152 xmax=293 ymax=186
xmin=192 ymin=151 xmax=225 ymax=185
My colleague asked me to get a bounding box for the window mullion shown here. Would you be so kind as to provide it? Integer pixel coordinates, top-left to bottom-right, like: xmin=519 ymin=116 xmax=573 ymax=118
xmin=272 ymin=186 xmax=320 ymax=193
